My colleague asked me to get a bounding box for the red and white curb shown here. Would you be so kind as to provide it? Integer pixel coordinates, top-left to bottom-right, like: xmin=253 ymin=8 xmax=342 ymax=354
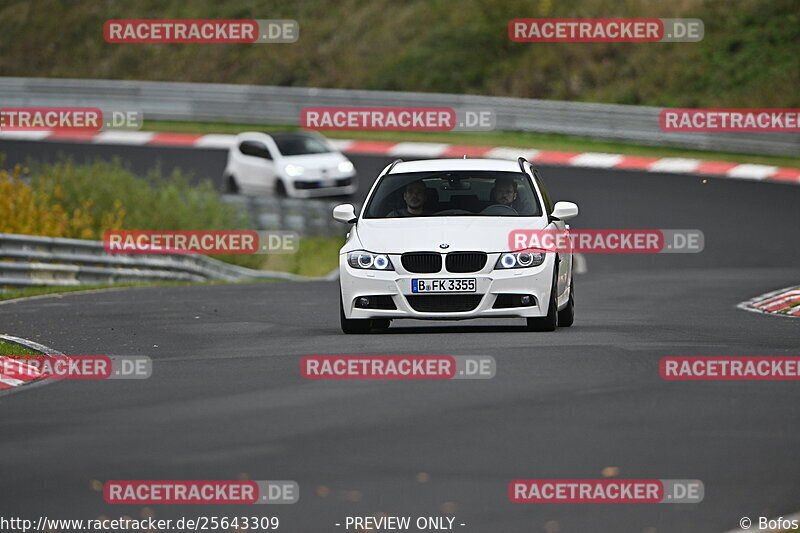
xmin=0 ymin=358 xmax=41 ymax=389
xmin=0 ymin=334 xmax=63 ymax=391
xmin=1 ymin=130 xmax=798 ymax=184
xmin=737 ymin=286 xmax=800 ymax=317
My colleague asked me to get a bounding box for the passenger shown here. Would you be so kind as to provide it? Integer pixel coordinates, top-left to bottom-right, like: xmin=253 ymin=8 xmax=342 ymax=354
xmin=387 ymin=180 xmax=429 ymax=217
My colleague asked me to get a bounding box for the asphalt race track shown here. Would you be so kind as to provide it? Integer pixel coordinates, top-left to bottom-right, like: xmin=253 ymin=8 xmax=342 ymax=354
xmin=1 ymin=140 xmax=799 ymax=532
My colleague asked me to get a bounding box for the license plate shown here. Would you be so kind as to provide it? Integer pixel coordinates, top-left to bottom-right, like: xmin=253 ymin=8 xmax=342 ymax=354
xmin=412 ymin=278 xmax=476 ymax=293
xmin=321 ymin=178 xmax=336 ymax=187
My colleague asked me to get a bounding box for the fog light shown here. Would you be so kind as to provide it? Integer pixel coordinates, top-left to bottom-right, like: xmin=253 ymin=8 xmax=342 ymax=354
xmin=357 ymin=297 xmax=370 ymax=308
xmin=520 ymin=295 xmax=532 ymax=305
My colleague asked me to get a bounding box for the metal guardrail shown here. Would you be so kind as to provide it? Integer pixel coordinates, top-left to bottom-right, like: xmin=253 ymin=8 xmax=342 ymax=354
xmin=0 ymin=77 xmax=797 ymax=156
xmin=0 ymin=233 xmax=338 ymax=288
xmin=222 ymin=195 xmax=348 ymax=238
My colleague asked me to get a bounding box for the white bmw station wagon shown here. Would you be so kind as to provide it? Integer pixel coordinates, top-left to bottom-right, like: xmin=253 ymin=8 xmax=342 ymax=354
xmin=333 ymin=158 xmax=578 ymax=334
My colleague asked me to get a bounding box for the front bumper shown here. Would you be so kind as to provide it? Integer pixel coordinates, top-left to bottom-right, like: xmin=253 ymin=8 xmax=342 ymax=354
xmin=286 ymin=174 xmax=357 ymax=198
xmin=339 ymin=253 xmax=555 ymax=320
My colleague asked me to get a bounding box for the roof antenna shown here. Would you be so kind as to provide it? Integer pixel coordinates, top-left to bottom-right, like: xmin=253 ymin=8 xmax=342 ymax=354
xmin=463 ymin=154 xmax=467 ymax=159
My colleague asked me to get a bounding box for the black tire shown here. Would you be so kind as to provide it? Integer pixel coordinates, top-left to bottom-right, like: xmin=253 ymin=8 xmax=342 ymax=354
xmin=274 ymin=180 xmax=287 ymax=198
xmin=526 ymin=268 xmax=559 ymax=332
xmin=340 ymin=292 xmax=372 ymax=334
xmin=558 ymin=276 xmax=575 ymax=327
xmin=225 ymin=174 xmax=240 ymax=194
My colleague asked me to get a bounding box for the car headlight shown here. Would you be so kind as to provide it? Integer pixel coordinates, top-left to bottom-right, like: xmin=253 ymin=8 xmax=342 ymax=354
xmin=347 ymin=251 xmax=394 ymax=271
xmin=495 ymin=251 xmax=545 ymax=269
xmin=284 ymin=164 xmax=305 ymax=177
xmin=337 ymin=161 xmax=354 ymax=173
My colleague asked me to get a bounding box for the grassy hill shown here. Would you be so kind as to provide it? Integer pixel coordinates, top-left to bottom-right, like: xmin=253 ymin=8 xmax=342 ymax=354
xmin=0 ymin=0 xmax=797 ymax=107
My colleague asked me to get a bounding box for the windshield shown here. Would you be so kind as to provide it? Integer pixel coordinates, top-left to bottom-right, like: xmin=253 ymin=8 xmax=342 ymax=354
xmin=363 ymin=171 xmax=543 ymax=218
xmin=271 ymin=134 xmax=331 ymax=156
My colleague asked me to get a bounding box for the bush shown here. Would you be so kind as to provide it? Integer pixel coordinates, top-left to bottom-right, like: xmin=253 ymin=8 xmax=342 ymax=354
xmin=0 ymin=164 xmax=122 ymax=238
xmin=1 ymin=157 xmax=344 ymax=274
xmin=1 ymin=158 xmax=264 ymax=268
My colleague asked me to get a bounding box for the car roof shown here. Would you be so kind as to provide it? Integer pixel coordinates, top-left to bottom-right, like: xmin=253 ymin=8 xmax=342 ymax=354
xmin=236 ymin=131 xmax=318 ymax=141
xmin=269 ymin=132 xmax=318 ymax=141
xmin=387 ymin=158 xmax=524 ymax=175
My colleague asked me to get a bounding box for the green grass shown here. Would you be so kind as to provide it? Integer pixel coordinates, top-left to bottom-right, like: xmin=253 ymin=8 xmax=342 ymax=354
xmin=0 ymin=340 xmax=40 ymax=356
xmin=0 ymin=282 xmax=200 ymax=302
xmin=144 ymin=120 xmax=800 ymax=169
xmin=778 ymin=302 xmax=800 ymax=315
xmin=260 ymin=236 xmax=343 ymax=278
xmin=0 ymin=0 xmax=796 ymax=108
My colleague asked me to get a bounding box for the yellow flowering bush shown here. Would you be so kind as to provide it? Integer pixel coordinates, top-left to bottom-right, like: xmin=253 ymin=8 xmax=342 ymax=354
xmin=0 ymin=165 xmax=124 ymax=238
xmin=0 ymin=158 xmax=263 ymax=268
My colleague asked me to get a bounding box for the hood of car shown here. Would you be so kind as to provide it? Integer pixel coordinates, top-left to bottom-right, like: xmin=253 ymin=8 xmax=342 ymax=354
xmin=355 ymin=217 xmax=549 ymax=254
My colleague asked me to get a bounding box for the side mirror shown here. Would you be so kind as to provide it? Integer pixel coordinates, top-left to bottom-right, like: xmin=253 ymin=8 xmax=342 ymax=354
xmin=551 ymin=201 xmax=578 ymax=221
xmin=333 ymin=203 xmax=357 ymax=224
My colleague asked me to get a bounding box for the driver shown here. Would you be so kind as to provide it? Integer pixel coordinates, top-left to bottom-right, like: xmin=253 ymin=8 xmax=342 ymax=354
xmin=490 ymin=177 xmax=518 ymax=206
xmin=387 ymin=180 xmax=429 ymax=217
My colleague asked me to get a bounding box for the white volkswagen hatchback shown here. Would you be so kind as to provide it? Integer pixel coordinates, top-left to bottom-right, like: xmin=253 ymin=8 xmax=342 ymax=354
xmin=223 ymin=132 xmax=357 ymax=197
xmin=333 ymin=158 xmax=578 ymax=334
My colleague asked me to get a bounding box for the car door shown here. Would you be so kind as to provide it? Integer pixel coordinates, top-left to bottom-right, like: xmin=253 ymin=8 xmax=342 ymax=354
xmin=533 ymin=170 xmax=572 ymax=301
xmin=236 ymin=140 xmax=276 ymax=193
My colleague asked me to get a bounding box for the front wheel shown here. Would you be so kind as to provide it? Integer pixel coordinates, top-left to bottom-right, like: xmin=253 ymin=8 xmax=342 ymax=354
xmin=224 ymin=174 xmax=240 ymax=194
xmin=526 ymin=268 xmax=559 ymax=332
xmin=558 ymin=276 xmax=575 ymax=327
xmin=340 ymin=292 xmax=372 ymax=334
xmin=274 ymin=180 xmax=287 ymax=198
